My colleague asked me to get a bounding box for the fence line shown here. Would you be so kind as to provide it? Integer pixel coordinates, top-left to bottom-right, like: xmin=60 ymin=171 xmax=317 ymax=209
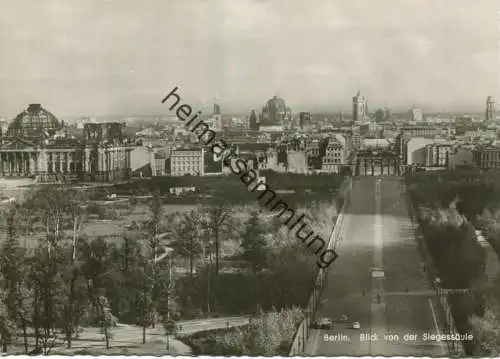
xmin=288 ymin=177 xmax=352 ymax=356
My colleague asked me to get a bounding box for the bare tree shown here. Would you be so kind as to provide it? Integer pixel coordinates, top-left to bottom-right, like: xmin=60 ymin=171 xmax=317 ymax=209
xmin=202 ymin=203 xmax=233 ymax=276
xmin=172 ymin=210 xmax=203 ymax=279
xmin=63 ymin=189 xmax=88 ymax=348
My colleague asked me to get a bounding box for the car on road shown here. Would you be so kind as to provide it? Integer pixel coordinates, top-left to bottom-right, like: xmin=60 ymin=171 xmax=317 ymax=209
xmin=351 ymin=321 xmax=361 ymax=329
xmin=311 ymin=317 xmax=333 ymax=330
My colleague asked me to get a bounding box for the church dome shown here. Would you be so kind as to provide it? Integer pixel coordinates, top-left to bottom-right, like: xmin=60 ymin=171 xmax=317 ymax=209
xmin=6 ymin=104 xmax=62 ymax=139
xmin=265 ymin=96 xmax=287 ymax=113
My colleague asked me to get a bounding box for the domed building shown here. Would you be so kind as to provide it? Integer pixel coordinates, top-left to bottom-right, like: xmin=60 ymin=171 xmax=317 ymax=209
xmin=6 ymin=104 xmax=62 ymax=140
xmin=0 ymin=104 xmax=133 ymax=182
xmin=260 ymin=95 xmax=292 ymax=126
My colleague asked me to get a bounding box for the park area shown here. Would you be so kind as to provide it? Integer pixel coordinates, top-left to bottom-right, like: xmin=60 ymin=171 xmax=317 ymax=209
xmin=0 ymin=175 xmax=346 ymax=355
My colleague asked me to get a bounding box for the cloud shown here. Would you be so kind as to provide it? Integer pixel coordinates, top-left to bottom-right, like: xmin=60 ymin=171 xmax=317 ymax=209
xmin=0 ymin=0 xmax=498 ymax=116
xmin=302 ymin=64 xmax=335 ymax=76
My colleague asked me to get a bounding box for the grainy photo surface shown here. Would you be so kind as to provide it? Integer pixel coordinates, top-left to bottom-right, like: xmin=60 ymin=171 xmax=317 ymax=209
xmin=0 ymin=0 xmax=499 ymax=357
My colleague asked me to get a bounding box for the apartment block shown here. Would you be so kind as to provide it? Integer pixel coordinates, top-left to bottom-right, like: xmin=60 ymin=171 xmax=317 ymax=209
xmin=170 ymin=147 xmax=204 ymax=176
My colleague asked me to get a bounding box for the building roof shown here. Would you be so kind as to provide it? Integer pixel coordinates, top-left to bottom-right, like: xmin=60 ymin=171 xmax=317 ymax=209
xmin=363 ymin=138 xmax=389 ymax=148
xmin=172 ymin=147 xmax=203 ymax=152
xmin=7 ymin=104 xmax=62 ymax=139
xmin=474 ymin=144 xmax=500 ymax=151
xmin=235 ymin=143 xmax=271 ymax=151
xmin=259 ymin=125 xmax=283 ymax=132
xmin=264 ymin=96 xmax=287 ymax=112
xmin=136 ymin=127 xmax=161 ymax=137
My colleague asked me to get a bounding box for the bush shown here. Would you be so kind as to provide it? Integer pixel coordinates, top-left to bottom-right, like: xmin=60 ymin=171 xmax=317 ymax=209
xmin=181 ymin=307 xmax=303 ymax=356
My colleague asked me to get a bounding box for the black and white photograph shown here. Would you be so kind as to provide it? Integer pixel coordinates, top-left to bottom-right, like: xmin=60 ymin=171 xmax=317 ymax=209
xmin=0 ymin=0 xmax=499 ymax=356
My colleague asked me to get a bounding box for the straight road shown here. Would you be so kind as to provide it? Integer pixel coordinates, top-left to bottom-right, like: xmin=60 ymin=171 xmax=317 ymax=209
xmin=305 ymin=176 xmax=447 ymax=356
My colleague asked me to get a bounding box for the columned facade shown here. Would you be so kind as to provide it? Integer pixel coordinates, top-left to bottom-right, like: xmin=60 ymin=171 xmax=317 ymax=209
xmin=354 ymin=155 xmax=401 ymax=176
xmin=0 ymin=146 xmax=133 ymax=183
xmin=0 ymin=104 xmax=134 ymax=183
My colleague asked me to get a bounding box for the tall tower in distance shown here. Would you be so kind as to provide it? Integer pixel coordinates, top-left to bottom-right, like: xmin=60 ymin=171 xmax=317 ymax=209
xmin=486 ymin=96 xmax=496 ymax=123
xmin=352 ymin=90 xmax=366 ymax=124
xmin=212 ymin=98 xmax=222 ymax=130
xmin=213 ymin=98 xmax=221 ymax=115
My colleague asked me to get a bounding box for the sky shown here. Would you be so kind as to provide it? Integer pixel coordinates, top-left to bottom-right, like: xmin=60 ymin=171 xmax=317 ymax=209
xmin=0 ymin=0 xmax=499 ymax=118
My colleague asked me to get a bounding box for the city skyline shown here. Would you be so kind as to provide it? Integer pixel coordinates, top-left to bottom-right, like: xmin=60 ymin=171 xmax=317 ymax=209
xmin=0 ymin=0 xmax=499 ymax=118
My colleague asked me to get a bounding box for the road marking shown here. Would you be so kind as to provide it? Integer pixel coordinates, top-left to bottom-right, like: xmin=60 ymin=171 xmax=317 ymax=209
xmin=369 ymin=180 xmax=387 ymax=355
xmin=428 ymin=298 xmax=447 ymax=355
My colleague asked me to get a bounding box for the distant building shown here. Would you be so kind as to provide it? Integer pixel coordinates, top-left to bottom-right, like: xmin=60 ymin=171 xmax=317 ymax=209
xmin=486 ymin=96 xmax=496 ymax=123
xmin=249 ymin=110 xmax=259 ymax=131
xmin=130 ymin=146 xmax=151 ymax=174
xmin=363 ymin=138 xmax=390 ymax=149
xmin=400 ymin=125 xmax=441 ymax=138
xmin=76 ymin=117 xmax=98 ymax=129
xmin=406 ymin=138 xmax=448 ymax=166
xmin=136 ymin=127 xmax=161 ymax=138
xmin=259 ymin=125 xmax=283 ymax=133
xmin=230 ymin=117 xmax=249 ymax=130
xmin=150 ymin=149 xmax=167 ymax=176
xmin=170 ymin=147 xmax=204 ymax=176
xmin=448 ymin=147 xmax=474 ymax=170
xmin=409 ymin=108 xmax=424 ymax=123
xmin=0 ymin=104 xmax=132 ymax=182
xmin=351 ymin=127 xmax=361 ymax=150
xmin=396 ymin=126 xmax=442 ymax=164
xmin=206 ymin=100 xmax=223 ymax=131
xmin=222 ymin=152 xmax=258 ymax=175
xmin=424 ymin=143 xmax=453 ymax=167
xmin=455 ymin=116 xmax=474 ymax=136
xmin=473 ymin=145 xmax=500 ymax=169
xmin=261 ymin=96 xmax=291 ymax=126
xmin=333 ymin=133 xmax=352 ymax=159
xmin=204 ymin=117 xmax=222 ymax=131
xmin=321 ymin=138 xmax=344 ymax=173
xmin=299 ymin=112 xmax=312 ymax=130
xmin=352 ymin=91 xmax=367 ymax=124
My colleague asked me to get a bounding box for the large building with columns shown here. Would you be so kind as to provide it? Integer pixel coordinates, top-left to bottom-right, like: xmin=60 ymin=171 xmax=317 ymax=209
xmin=0 ymin=104 xmax=133 ymax=182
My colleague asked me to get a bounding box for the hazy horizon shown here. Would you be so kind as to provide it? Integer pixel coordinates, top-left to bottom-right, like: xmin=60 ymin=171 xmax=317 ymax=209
xmin=1 ymin=0 xmax=499 ymax=119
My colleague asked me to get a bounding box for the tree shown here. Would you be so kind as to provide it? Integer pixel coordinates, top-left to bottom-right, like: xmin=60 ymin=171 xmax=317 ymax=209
xmin=0 ymin=297 xmax=16 ymax=353
xmin=95 ymin=296 xmax=115 ymax=349
xmin=63 ymin=189 xmax=88 ymax=348
xmin=163 ymin=319 xmax=178 ymax=351
xmin=146 ymin=190 xmax=162 ymax=329
xmin=470 ymin=303 xmax=500 ymax=356
xmin=172 ymin=210 xmax=203 ymax=278
xmin=81 ymin=237 xmax=115 ymax=349
xmin=202 ymin=203 xmax=234 ymax=276
xmin=0 ymin=206 xmax=32 ymax=353
xmin=240 ymin=211 xmax=267 ymax=276
xmin=134 ymin=265 xmax=156 ymax=344
xmin=28 ymin=244 xmax=67 ymax=355
xmin=27 ymin=186 xmax=69 ymax=257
